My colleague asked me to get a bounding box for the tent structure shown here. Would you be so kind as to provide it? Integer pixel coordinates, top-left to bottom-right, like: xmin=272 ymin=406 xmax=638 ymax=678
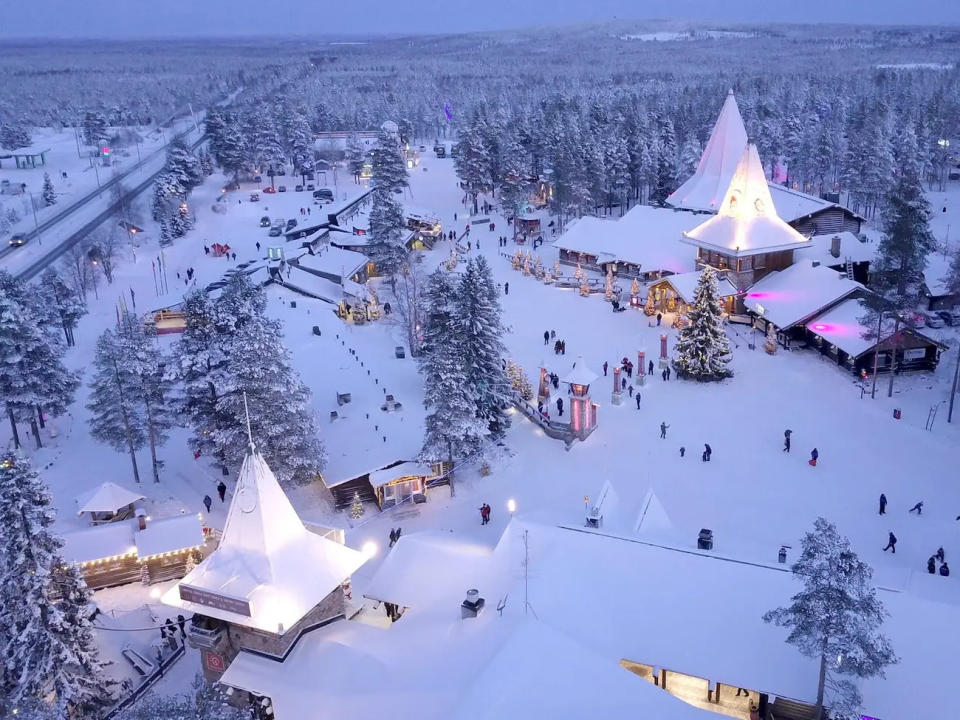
xmin=667 ymin=90 xmax=749 ymax=213
xmin=75 ymin=482 xmax=145 ymax=522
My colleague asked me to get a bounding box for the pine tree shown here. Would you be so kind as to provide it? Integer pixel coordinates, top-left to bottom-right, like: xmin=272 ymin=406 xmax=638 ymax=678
xmin=0 ymin=452 xmax=113 ymax=715
xmin=673 ymin=267 xmax=732 ymax=381
xmin=367 ymin=188 xmax=407 ymax=278
xmin=252 ymin=111 xmax=286 ymax=180
xmin=370 ymin=127 xmax=409 ymax=193
xmin=350 ymin=491 xmax=365 ymax=520
xmin=499 ymin=134 xmax=530 ymax=220
xmin=0 ymin=123 xmax=31 ymax=150
xmin=216 ymin=119 xmax=248 ymax=182
xmin=81 ymin=111 xmax=109 ymax=147
xmin=41 ymin=172 xmax=56 ymax=206
xmin=679 ymin=136 xmax=702 ymax=180
xmin=455 ymin=257 xmax=511 ymax=440
xmin=198 ymin=149 xmax=215 ymax=176
xmin=346 ymin=134 xmax=367 ymax=182
xmin=204 ymin=109 xmax=228 ymax=161
xmin=38 ymin=269 xmax=86 ymax=347
xmin=764 ymin=518 xmax=897 ymax=718
xmin=0 ymin=272 xmax=79 ymax=449
xmin=165 ymin=136 xmax=203 ymax=194
xmin=87 ymin=326 xmax=147 ymax=483
xmin=418 ymin=270 xmax=487 ymax=486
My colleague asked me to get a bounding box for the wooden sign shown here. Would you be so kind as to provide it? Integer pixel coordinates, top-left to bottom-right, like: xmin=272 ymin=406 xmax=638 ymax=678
xmin=179 ymin=584 xmax=251 ymax=617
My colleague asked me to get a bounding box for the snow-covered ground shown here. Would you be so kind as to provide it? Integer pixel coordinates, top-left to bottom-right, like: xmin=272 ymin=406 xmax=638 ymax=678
xmin=6 ymin=145 xmax=960 ymax=708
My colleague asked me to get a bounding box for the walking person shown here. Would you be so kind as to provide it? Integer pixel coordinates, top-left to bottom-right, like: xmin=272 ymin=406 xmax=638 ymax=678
xmin=628 ymin=385 xmax=634 ymax=397
xmin=661 ymin=369 xmax=667 ymax=381
xmin=809 ymin=448 xmax=818 ymax=467
xmin=680 ymin=446 xmax=685 ymax=458
xmin=216 ymin=481 xmax=227 ymax=502
xmin=544 ymin=330 xmax=550 ymax=345
xmin=389 ymin=528 xmax=397 ymax=547
xmin=940 ymin=562 xmax=950 ymax=577
xmin=648 ymin=360 xmax=654 ymax=376
xmin=603 ymin=361 xmax=608 ymax=376
xmin=656 ymin=312 xmax=662 ymax=326
xmin=936 ymin=547 xmax=945 ymax=563
xmin=504 ymin=282 xmax=509 ymax=295
xmin=882 ymin=531 xmax=897 ymax=553
xmin=928 ymin=556 xmax=937 ymax=574
xmin=704 ymin=443 xmax=712 ymax=462
xmin=665 ymin=366 xmax=671 ymax=381
xmin=783 ymin=429 xmax=792 ymax=453
xmin=909 ymin=501 xmax=924 ymax=515
xmin=556 ymin=397 xmax=564 ymax=416
xmin=202 ymin=494 xmax=212 ymax=513
xmin=660 ymin=422 xmax=669 ymax=439
xmin=879 ymin=493 xmax=887 ymax=515
xmin=636 ymin=393 xmax=642 ymax=409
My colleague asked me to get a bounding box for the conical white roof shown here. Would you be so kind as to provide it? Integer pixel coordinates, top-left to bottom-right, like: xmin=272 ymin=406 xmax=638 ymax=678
xmin=75 ymin=482 xmax=145 ymax=514
xmin=562 ymin=357 xmax=599 ymax=388
xmin=682 ymin=144 xmax=810 ymax=257
xmin=667 ymin=89 xmax=749 ymax=212
xmin=163 ymin=450 xmax=368 ymax=633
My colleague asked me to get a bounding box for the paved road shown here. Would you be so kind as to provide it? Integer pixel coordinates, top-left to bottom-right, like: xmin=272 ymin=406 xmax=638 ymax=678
xmin=15 ymin=132 xmax=206 ymax=281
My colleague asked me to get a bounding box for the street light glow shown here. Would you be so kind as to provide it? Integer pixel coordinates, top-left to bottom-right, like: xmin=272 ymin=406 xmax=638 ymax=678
xmin=362 ymin=541 xmax=378 ymax=558
xmin=507 ymin=498 xmax=516 ymax=514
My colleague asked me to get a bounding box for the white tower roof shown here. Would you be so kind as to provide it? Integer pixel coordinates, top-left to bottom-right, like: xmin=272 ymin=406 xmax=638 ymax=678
xmin=562 ymin=357 xmax=599 ymax=388
xmin=163 ymin=450 xmax=368 ymax=634
xmin=682 ymin=144 xmax=810 ymax=258
xmin=74 ymin=481 xmax=145 ymax=514
xmin=667 ymin=89 xmax=749 ymax=213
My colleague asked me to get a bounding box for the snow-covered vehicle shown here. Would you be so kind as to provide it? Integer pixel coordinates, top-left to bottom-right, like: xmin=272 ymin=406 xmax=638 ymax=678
xmin=249 ymin=192 xmax=260 ymax=202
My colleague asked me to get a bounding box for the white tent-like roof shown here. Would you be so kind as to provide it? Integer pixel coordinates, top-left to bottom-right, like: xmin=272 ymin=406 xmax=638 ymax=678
xmin=75 ymin=482 xmax=145 ymax=515
xmin=162 ymin=450 xmax=368 ymax=634
xmin=667 ymin=90 xmax=749 ymax=213
xmin=562 ymin=357 xmax=599 ymax=388
xmin=682 ymin=144 xmax=811 ymax=258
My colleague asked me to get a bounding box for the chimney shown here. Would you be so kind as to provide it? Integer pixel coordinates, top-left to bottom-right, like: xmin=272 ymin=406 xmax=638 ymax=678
xmin=135 ymin=507 xmax=147 ymax=531
xmin=461 ymin=588 xmax=485 ymax=619
xmin=829 ymin=235 xmax=841 ymax=259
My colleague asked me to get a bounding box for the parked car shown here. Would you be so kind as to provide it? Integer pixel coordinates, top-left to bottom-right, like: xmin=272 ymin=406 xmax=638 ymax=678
xmin=268 ymin=226 xmax=283 ymax=237
xmin=259 ymin=216 xmax=271 ymax=227
xmin=923 ymin=312 xmax=945 ymax=328
xmin=295 ymin=184 xmax=304 ymax=192
xmin=249 ymin=192 xmax=260 ymax=202
xmin=263 ymin=186 xmax=276 ymax=194
xmin=278 ymin=185 xmax=287 ymax=193
xmin=418 ymin=145 xmax=427 ymax=152
xmin=306 ymin=183 xmax=315 ymax=191
xmin=286 ymin=219 xmax=298 ymax=230
xmin=8 ymin=233 xmax=27 ymax=247
xmin=313 ymin=188 xmax=334 ymax=200
xmin=935 ymin=310 xmax=960 ymax=326
xmin=276 ymin=167 xmax=286 ymax=176
xmin=253 ymin=175 xmax=262 ymax=183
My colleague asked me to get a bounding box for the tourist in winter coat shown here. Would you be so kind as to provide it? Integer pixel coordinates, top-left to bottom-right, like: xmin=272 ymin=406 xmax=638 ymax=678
xmin=783 ymin=430 xmax=792 ymax=453
xmin=882 ymin=532 xmax=897 ymax=553
xmin=556 ymin=397 xmax=564 ymax=416
xmin=879 ymin=493 xmax=887 ymax=514
xmin=928 ymin=557 xmax=937 ymax=574
xmin=544 ymin=330 xmax=550 ymax=345
xmin=504 ymin=282 xmax=509 ymax=295
xmin=809 ymin=448 xmax=819 ymax=467
xmin=909 ymin=501 xmax=924 ymax=515
xmin=648 ymin=360 xmax=654 ymax=375
xmin=660 ymin=422 xmax=669 ymax=439
xmin=603 ymin=361 xmax=608 ymax=376
xmin=937 ymin=547 xmax=945 ymax=563
xmin=704 ymin=444 xmax=712 ymax=461
xmin=940 ymin=562 xmax=950 ymax=577
xmin=202 ymin=495 xmax=212 ymax=513
xmin=636 ymin=393 xmax=641 ymax=409
xmin=217 ymin=482 xmax=227 ymax=502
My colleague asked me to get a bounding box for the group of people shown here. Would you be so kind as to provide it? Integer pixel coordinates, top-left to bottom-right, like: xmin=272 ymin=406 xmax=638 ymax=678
xmin=297 ymin=206 xmax=312 ymax=216
xmin=553 ymin=338 xmax=567 ymax=355
xmin=202 ymin=481 xmax=228 ymax=512
xmin=388 ymin=527 xmax=403 ymax=547
xmin=497 ymin=236 xmax=510 ymax=247
xmin=878 ymin=493 xmax=951 ymax=577
xmin=479 ymin=503 xmax=492 ymax=524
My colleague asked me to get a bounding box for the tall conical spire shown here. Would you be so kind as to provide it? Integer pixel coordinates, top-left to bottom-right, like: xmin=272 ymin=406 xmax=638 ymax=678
xmin=667 ymin=89 xmax=749 ymax=212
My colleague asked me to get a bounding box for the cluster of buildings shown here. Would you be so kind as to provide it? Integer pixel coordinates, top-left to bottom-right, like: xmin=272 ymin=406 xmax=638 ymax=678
xmin=556 ymin=90 xmax=946 ymax=376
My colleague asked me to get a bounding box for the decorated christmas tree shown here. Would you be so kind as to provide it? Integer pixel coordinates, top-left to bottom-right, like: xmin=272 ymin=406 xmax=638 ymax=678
xmin=350 ymin=491 xmax=365 ymax=520
xmin=506 ymin=360 xmax=534 ymax=400
xmin=673 ymin=267 xmax=732 ymax=381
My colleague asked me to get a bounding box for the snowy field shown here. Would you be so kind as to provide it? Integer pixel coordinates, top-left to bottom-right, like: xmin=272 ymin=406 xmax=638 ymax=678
xmin=5 ymin=144 xmax=960 ymax=701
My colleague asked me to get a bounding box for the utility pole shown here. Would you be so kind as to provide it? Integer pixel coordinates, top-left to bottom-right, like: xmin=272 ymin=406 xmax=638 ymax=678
xmin=948 ymin=343 xmax=960 ymax=423
xmin=870 ymin=310 xmax=884 ymax=399
xmin=887 ymin=314 xmax=902 ymax=398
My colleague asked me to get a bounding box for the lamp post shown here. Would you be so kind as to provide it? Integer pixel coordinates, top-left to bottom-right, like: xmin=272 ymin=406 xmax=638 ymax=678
xmin=507 ymin=498 xmax=516 ymax=518
xmin=26 ymin=190 xmax=41 ymax=246
xmin=887 ymin=313 xmax=903 ymax=398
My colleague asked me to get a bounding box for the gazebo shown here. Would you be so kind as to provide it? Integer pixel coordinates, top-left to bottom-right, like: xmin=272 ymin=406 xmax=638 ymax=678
xmin=75 ymin=482 xmax=145 ymax=524
xmin=562 ymin=358 xmax=600 ymax=441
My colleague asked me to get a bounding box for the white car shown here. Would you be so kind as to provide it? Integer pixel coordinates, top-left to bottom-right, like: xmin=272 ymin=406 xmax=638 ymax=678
xmin=923 ymin=312 xmax=944 ymax=328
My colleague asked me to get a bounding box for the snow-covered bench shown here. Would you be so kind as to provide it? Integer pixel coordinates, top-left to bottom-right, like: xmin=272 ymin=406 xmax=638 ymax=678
xmin=121 ymin=646 xmax=155 ymax=677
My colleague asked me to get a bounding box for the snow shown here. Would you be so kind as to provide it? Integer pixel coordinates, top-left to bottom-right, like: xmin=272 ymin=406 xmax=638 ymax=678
xmin=667 ymin=90 xmax=748 ymax=213
xmin=767 ymin=183 xmax=834 ymax=224
xmin=556 ymin=207 xmax=700 ymax=274
xmin=658 ymin=269 xmax=739 ymax=302
xmin=683 ymin=144 xmax=811 ymax=257
xmin=367 ymin=461 xmax=434 ymax=488
xmin=743 ymin=262 xmax=862 ymax=329
xmin=561 ymin=356 xmax=599 ymax=387
xmin=62 ymin=522 xmax=138 ymax=564
xmin=162 ymin=450 xmax=368 ymax=634
xmin=797 ymin=231 xmax=876 ymax=267
xmin=291 ymin=245 xmax=369 ymax=280
xmin=74 ymin=481 xmax=145 ymax=514
xmin=135 ymin=514 xmax=204 ymax=558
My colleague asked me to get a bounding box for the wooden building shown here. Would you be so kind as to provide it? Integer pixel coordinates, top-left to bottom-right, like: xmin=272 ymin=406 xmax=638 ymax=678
xmin=646 ymin=270 xmax=739 ymax=317
xmin=324 ymin=460 xmax=445 ymax=510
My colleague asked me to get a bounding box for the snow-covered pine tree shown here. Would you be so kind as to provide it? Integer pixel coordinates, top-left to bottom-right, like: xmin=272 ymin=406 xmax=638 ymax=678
xmin=0 ymin=272 xmax=79 ymax=449
xmin=367 ymin=188 xmax=407 ymax=279
xmin=41 ymin=172 xmax=56 ymax=206
xmin=0 ymin=123 xmax=31 ymax=150
xmin=204 ymin=109 xmax=228 ymax=162
xmin=167 ymin=290 xmax=228 ymax=469
xmin=87 ymin=326 xmax=147 ymax=483
xmin=764 ymin=517 xmax=897 ymax=718
xmin=192 ymin=672 xmax=250 ymax=720
xmin=499 ymin=133 xmax=531 ymax=220
xmin=370 ymin=127 xmax=409 ymax=194
xmin=252 ymin=111 xmax=286 ymax=181
xmin=216 ymin=119 xmax=248 ymax=183
xmin=198 ymin=149 xmax=215 ymax=176
xmin=679 ymin=136 xmax=702 ymax=180
xmin=81 ymin=111 xmax=109 ymax=148
xmin=208 ymin=276 xmax=325 ymax=485
xmin=38 ymin=268 xmax=85 ymax=347
xmin=652 ymin=115 xmax=679 ymax=204
xmin=165 ymin=136 xmax=203 ymax=194
xmin=455 ymin=256 xmax=511 ymax=440
xmin=0 ymin=452 xmax=113 ymax=715
xmin=418 ymin=270 xmax=487 ymax=491
xmin=349 ymin=491 xmax=364 ymax=520
xmin=117 ymin=312 xmax=174 ymax=483
xmin=672 ymin=267 xmax=732 ymax=381
xmin=346 ymin=134 xmax=367 ymax=182
xmin=170 ymin=199 xmax=194 ymax=239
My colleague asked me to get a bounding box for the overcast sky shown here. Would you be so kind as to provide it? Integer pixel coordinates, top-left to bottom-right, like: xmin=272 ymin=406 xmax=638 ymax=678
xmin=3 ymin=0 xmax=959 ymax=39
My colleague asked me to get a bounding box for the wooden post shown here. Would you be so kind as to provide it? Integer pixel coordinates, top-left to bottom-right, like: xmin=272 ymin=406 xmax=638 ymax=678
xmin=660 ymin=668 xmax=667 ymax=691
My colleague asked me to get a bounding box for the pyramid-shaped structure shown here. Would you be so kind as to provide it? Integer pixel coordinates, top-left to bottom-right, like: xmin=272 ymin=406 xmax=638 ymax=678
xmin=163 ymin=450 xmax=367 ymax=634
xmin=667 ymin=89 xmax=749 ymax=212
xmin=681 ymin=144 xmax=810 ymax=257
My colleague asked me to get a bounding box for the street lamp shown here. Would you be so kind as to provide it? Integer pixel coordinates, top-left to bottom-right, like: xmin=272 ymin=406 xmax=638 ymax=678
xmin=507 ymin=498 xmax=516 ymax=517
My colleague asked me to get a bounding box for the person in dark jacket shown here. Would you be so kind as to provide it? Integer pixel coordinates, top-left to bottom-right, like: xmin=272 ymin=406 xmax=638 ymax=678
xmin=940 ymin=562 xmax=950 ymax=577
xmin=389 ymin=528 xmax=397 ymax=547
xmin=544 ymin=330 xmax=550 ymax=345
xmin=648 ymin=360 xmax=654 ymax=375
xmin=928 ymin=556 xmax=937 ymax=574
xmin=217 ymin=481 xmax=227 ymax=502
xmin=680 ymin=446 xmax=685 ymax=457
xmin=704 ymin=443 xmax=712 ymax=461
xmin=783 ymin=429 xmax=792 ymax=453
xmin=636 ymin=393 xmax=641 ymax=409
xmin=879 ymin=493 xmax=887 ymax=515
xmin=556 ymin=397 xmax=564 ymax=416
xmin=603 ymin=361 xmax=608 ymax=376
xmin=909 ymin=501 xmax=924 ymax=515
xmin=936 ymin=547 xmax=945 ymax=563
xmin=809 ymin=448 xmax=819 ymax=467
xmin=882 ymin=532 xmax=897 ymax=553
xmin=202 ymin=494 xmax=212 ymax=513
xmin=504 ymin=282 xmax=509 ymax=295
xmin=660 ymin=422 xmax=669 ymax=439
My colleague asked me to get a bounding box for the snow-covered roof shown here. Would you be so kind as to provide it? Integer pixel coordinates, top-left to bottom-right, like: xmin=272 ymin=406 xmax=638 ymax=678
xmin=556 ymin=206 xmax=699 ymax=274
xmin=767 ymin=183 xmax=831 ymax=223
xmin=743 ymin=262 xmax=862 ymax=329
xmin=651 ymin=270 xmax=739 ymax=303
xmin=162 ymin=450 xmax=368 ymax=634
xmin=74 ymin=481 xmax=145 ymax=514
xmin=805 ymin=298 xmax=945 ymax=358
xmin=667 ymin=90 xmax=748 ymax=212
xmin=797 ymin=231 xmax=876 ymax=267
xmin=367 ymin=461 xmax=435 ymax=489
xmin=61 ymin=522 xmax=138 ymax=565
xmin=562 ymin=357 xmax=599 ymax=387
xmin=135 ymin=515 xmax=204 ymax=559
xmin=683 ymin=144 xmax=811 ymax=257
xmin=293 ymin=246 xmax=369 ymax=279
